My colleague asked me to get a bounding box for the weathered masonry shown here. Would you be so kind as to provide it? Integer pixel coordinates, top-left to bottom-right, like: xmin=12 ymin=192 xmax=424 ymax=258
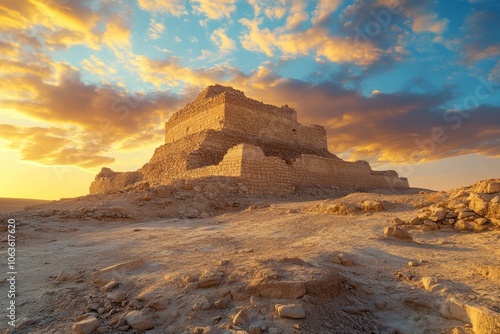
xmin=90 ymin=85 xmax=409 ymax=194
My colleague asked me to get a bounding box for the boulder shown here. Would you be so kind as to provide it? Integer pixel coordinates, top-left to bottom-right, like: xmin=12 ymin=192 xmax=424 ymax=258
xmin=422 ymin=277 xmax=439 ymax=291
xmin=454 ymin=220 xmax=472 ymax=231
xmin=423 ymin=220 xmax=439 ymax=230
xmin=232 ymin=307 xmax=259 ymax=326
xmin=124 ymin=311 xmax=154 ymax=331
xmin=441 ymin=298 xmax=467 ymax=321
xmin=487 ymin=182 xmax=500 ymax=194
xmin=429 ymin=207 xmax=447 ymax=222
xmin=466 ymin=304 xmax=500 ymax=334
xmin=458 ymin=211 xmax=477 ymax=220
xmin=487 ymin=196 xmax=500 ymax=220
xmin=275 ymin=304 xmax=306 ymax=319
xmin=362 ymin=200 xmax=384 ymax=212
xmin=469 ymin=193 xmax=489 ymax=216
xmin=384 ymin=226 xmax=413 ymax=241
xmin=409 ymin=217 xmax=422 ymax=225
xmin=392 ymin=217 xmax=405 ymax=226
xmin=72 ymin=316 xmax=99 ymax=334
xmin=214 ymin=298 xmax=230 ymax=309
xmin=199 ymin=271 xmax=223 ymax=288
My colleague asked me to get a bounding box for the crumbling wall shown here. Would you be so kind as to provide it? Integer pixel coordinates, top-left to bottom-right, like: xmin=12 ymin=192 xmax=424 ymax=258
xmin=290 ymin=155 xmax=409 ymax=189
xmin=165 ymin=97 xmax=225 ymax=144
xmin=223 ymin=102 xmax=327 ymax=151
xmin=89 ymin=168 xmax=143 ymax=194
xmin=182 ymin=144 xmax=408 ymax=195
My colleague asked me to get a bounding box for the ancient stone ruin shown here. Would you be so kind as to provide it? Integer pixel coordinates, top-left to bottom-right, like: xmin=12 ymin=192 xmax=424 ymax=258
xmin=90 ymin=84 xmax=409 ymax=195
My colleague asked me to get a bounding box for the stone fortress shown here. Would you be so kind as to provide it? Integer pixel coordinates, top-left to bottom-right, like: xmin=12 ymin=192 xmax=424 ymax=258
xmin=90 ymin=85 xmax=409 ymax=195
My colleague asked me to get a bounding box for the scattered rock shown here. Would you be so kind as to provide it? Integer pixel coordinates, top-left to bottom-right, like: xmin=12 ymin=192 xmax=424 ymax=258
xmin=275 ymin=304 xmax=306 ymax=319
xmin=148 ymin=297 xmax=171 ymax=311
xmin=214 ymin=298 xmax=230 ymax=309
xmin=454 ymin=220 xmax=472 ymax=231
xmin=488 ymin=182 xmax=500 ymax=193
xmin=124 ymin=310 xmax=154 ymax=331
xmin=185 ymin=209 xmax=200 ymax=218
xmin=199 ymin=271 xmax=223 ymax=288
xmin=384 ymin=226 xmax=413 ymax=241
xmin=422 ymin=277 xmax=440 ymax=291
xmin=441 ymin=298 xmax=467 ymax=321
xmin=423 ymin=220 xmax=440 ymax=230
xmin=469 ymin=193 xmax=489 ymax=216
xmin=475 ymin=217 xmax=488 ymax=225
xmin=100 ymin=280 xmax=119 ymax=292
xmin=232 ymin=307 xmax=259 ymax=326
xmin=363 ymin=200 xmax=384 ymax=212
xmin=332 ymin=253 xmax=357 ymax=266
xmin=409 ymin=217 xmax=422 ymax=225
xmin=395 ymin=271 xmax=413 ymax=281
xmin=72 ymin=316 xmax=99 ymax=334
xmin=392 ymin=217 xmax=405 ymax=225
xmin=458 ymin=211 xmax=477 ymax=220
xmin=428 ymin=206 xmax=447 ymax=222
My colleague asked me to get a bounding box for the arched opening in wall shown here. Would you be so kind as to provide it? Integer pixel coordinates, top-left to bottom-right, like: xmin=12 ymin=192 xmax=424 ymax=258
xmin=293 ymin=129 xmax=296 ymax=135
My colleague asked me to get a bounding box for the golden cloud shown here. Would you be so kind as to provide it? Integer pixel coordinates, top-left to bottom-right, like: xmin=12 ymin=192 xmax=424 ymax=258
xmin=210 ymin=27 xmax=237 ymax=53
xmin=239 ymin=18 xmax=382 ymax=65
xmin=135 ymin=55 xmax=244 ymax=89
xmin=311 ymin=0 xmax=342 ymax=24
xmin=81 ymin=55 xmax=117 ymax=78
xmin=137 ymin=0 xmax=187 ymax=16
xmin=0 ymin=0 xmax=131 ymax=53
xmin=0 ymin=124 xmax=115 ymax=168
xmin=191 ymin=0 xmax=236 ymax=20
xmin=148 ymin=18 xmax=165 ymax=40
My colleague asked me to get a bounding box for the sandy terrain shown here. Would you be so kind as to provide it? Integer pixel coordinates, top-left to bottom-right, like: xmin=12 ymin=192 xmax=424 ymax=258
xmin=0 ymin=185 xmax=499 ymax=334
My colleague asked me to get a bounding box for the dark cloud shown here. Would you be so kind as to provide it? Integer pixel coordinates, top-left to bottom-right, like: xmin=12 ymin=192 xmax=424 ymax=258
xmin=249 ymin=78 xmax=500 ymax=163
xmin=462 ymin=9 xmax=500 ymax=62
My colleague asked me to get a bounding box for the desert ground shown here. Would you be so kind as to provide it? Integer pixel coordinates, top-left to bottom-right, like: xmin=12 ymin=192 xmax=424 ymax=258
xmin=1 ymin=180 xmax=499 ymax=334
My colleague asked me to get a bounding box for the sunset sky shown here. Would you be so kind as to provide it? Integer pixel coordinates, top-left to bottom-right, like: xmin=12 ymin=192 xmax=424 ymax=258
xmin=1 ymin=0 xmax=499 ymax=200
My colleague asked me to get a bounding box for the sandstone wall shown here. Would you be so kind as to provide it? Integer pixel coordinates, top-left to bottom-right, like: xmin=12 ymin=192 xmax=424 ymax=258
xmin=179 ymin=144 xmax=408 ymax=195
xmin=164 ymin=85 xmax=324 ymax=152
xmin=223 ymin=102 xmax=327 ymax=151
xmin=89 ymin=168 xmax=143 ymax=194
xmin=165 ymin=100 xmax=225 ymax=144
xmin=182 ymin=145 xmax=244 ymax=179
